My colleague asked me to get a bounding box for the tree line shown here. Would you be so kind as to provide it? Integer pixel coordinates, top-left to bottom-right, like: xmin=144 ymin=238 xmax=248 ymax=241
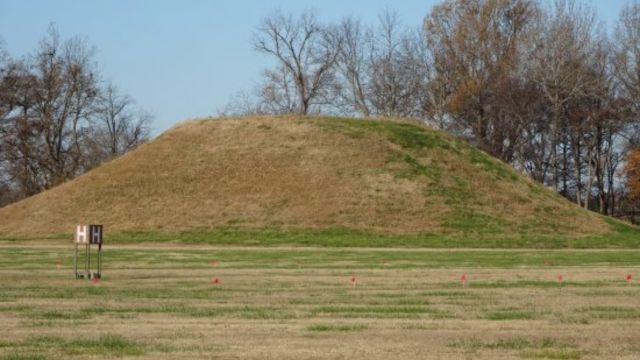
xmin=0 ymin=25 xmax=151 ymax=206
xmin=223 ymin=0 xmax=640 ymax=220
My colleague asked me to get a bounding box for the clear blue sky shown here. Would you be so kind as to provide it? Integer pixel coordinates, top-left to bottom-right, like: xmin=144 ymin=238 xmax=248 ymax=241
xmin=0 ymin=0 xmax=630 ymax=134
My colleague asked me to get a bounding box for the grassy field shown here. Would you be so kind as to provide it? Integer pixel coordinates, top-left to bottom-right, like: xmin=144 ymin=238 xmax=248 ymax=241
xmin=1 ymin=244 xmax=640 ymax=359
xmin=4 ymin=217 xmax=640 ymax=249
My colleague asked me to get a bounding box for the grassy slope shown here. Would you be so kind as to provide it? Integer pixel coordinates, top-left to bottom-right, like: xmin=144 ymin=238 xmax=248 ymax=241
xmin=4 ymin=246 xmax=640 ymax=269
xmin=0 ymin=115 xmax=638 ymax=247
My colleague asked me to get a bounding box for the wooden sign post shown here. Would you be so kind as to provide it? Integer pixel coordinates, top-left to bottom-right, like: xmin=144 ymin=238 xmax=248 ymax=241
xmin=74 ymin=224 xmax=103 ymax=279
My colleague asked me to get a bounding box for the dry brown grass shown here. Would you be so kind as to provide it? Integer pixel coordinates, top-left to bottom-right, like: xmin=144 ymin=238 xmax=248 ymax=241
xmin=0 ymin=116 xmax=617 ymax=239
xmin=1 ymin=245 xmax=639 ymax=359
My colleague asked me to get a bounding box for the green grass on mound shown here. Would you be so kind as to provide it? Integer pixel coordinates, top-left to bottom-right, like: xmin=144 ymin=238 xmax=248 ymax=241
xmin=2 ymin=221 xmax=640 ymax=248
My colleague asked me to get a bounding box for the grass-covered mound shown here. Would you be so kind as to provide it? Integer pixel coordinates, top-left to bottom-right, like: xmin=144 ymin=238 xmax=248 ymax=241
xmin=0 ymin=116 xmax=638 ymax=247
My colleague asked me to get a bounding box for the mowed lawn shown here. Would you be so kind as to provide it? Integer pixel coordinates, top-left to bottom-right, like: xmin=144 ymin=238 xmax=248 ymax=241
xmin=1 ymin=245 xmax=640 ymax=359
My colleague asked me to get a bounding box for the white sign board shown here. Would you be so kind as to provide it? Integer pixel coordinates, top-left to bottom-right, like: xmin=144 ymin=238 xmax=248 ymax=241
xmin=75 ymin=225 xmax=88 ymax=244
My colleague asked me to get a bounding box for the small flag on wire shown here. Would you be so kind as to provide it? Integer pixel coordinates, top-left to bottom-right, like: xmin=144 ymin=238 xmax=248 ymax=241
xmin=460 ymin=273 xmax=467 ymax=286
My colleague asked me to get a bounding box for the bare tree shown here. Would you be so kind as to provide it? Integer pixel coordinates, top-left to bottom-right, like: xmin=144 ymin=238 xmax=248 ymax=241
xmin=0 ymin=39 xmax=23 ymax=124
xmin=331 ymin=16 xmax=372 ymax=116
xmin=530 ymin=0 xmax=600 ymax=199
xmin=615 ymin=2 xmax=640 ymax=117
xmin=258 ymin=65 xmax=300 ymax=114
xmin=217 ymin=90 xmax=266 ymax=117
xmin=0 ymin=48 xmax=47 ymax=197
xmin=330 ymin=11 xmax=429 ymax=119
xmin=0 ymin=25 xmax=150 ymax=206
xmin=424 ymin=0 xmax=538 ymax=160
xmin=253 ymin=10 xmax=340 ymax=115
xmin=27 ymin=25 xmax=99 ymax=187
xmin=368 ymin=10 xmax=426 ymax=118
xmin=614 ymin=2 xmax=640 ymax=216
xmin=0 ymin=49 xmax=24 ymax=204
xmin=84 ymin=83 xmax=150 ymax=168
xmin=396 ymin=27 xmax=432 ymax=119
